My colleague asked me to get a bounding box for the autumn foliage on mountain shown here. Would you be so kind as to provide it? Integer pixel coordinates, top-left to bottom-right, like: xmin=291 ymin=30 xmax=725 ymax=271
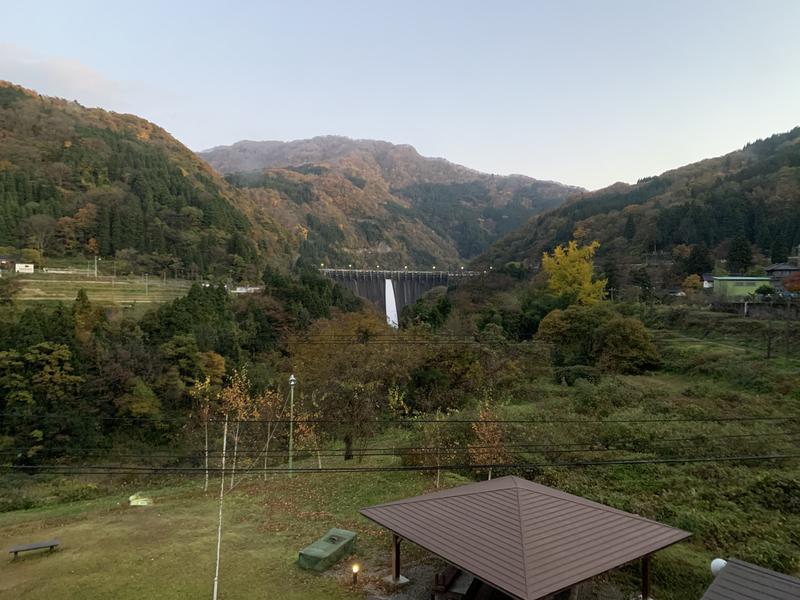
xmin=478 ymin=127 xmax=800 ymax=286
xmin=0 ymin=81 xmax=288 ymax=279
xmin=200 ymin=136 xmax=582 ymax=268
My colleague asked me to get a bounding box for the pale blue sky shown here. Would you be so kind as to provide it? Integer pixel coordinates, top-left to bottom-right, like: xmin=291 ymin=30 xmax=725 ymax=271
xmin=2 ymin=0 xmax=799 ymax=189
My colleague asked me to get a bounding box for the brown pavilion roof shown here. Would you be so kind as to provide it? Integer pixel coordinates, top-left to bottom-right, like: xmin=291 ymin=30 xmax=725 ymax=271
xmin=360 ymin=476 xmax=690 ymax=600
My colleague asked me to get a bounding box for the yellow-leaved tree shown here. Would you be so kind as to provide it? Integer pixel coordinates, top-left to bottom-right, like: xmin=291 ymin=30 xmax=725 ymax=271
xmin=541 ymin=240 xmax=606 ymax=304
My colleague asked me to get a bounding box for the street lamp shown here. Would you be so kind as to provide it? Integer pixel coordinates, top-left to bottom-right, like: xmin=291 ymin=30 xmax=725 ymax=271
xmin=288 ymin=374 xmax=297 ymax=477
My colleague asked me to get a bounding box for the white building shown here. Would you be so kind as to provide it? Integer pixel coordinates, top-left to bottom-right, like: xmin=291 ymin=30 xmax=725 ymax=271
xmin=15 ymin=263 xmax=34 ymax=274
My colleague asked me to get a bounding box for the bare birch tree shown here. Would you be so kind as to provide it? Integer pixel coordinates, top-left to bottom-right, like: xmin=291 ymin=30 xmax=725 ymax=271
xmin=190 ymin=376 xmax=215 ymax=492
xmin=422 ymin=409 xmax=452 ymax=488
xmin=220 ymin=368 xmax=253 ymax=490
xmin=254 ymin=388 xmax=286 ymax=480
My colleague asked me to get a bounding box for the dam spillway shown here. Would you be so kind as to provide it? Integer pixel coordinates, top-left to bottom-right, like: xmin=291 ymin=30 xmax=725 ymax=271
xmin=319 ymin=269 xmax=478 ymax=323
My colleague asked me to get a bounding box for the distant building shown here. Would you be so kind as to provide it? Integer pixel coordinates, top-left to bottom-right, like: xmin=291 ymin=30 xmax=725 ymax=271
xmin=765 ymin=263 xmax=800 ymax=290
xmin=14 ymin=263 xmax=34 ymax=274
xmin=713 ymin=276 xmax=770 ymax=300
xmin=701 ymin=273 xmax=714 ymax=289
xmin=230 ymin=285 xmax=263 ymax=295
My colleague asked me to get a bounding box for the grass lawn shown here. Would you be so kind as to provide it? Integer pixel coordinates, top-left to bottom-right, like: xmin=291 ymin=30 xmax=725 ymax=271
xmin=13 ymin=274 xmax=191 ymax=309
xmin=0 ymin=436 xmax=463 ymax=600
xmin=0 ymin=459 xmax=455 ymax=600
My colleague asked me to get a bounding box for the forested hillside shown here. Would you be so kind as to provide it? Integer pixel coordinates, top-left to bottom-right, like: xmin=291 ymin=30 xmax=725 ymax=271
xmin=0 ymin=82 xmax=288 ymax=280
xmin=200 ymin=136 xmax=581 ymax=267
xmin=479 ymin=127 xmax=800 ymax=284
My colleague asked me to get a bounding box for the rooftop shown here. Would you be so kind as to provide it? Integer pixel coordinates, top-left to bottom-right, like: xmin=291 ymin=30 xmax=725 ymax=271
xmin=766 ymin=263 xmax=800 ymax=271
xmin=360 ymin=476 xmax=690 ymax=600
xmin=701 ymin=558 xmax=800 ymax=600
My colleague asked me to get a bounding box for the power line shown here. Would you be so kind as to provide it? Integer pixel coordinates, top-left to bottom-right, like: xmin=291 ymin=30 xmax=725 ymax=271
xmin=5 ymin=430 xmax=795 ymax=453
xmin=2 ymin=412 xmax=796 ymax=425
xmin=3 ymin=432 xmax=797 ymax=459
xmin=5 ymin=453 xmax=799 ymax=476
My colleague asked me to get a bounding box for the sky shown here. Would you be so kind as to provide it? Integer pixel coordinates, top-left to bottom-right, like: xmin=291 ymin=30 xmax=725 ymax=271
xmin=2 ymin=0 xmax=799 ymax=190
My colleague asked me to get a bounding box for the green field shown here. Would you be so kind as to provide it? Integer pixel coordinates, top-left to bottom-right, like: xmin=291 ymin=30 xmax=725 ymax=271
xmin=0 ymin=454 xmax=450 ymax=600
xmin=12 ymin=273 xmax=192 ymax=307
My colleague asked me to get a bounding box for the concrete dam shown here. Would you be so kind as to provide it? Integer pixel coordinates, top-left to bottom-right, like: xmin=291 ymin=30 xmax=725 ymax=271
xmin=319 ymin=269 xmax=478 ymax=326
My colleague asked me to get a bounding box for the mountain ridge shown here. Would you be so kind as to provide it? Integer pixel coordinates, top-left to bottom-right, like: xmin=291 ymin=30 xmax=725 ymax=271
xmin=0 ymin=80 xmax=289 ymax=280
xmin=200 ymin=136 xmax=582 ymax=267
xmin=476 ymin=126 xmax=800 ymax=287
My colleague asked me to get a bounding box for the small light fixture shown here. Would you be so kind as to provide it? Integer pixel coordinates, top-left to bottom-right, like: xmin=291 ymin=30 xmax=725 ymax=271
xmin=432 ymin=265 xmax=436 ymax=270
xmin=710 ymin=558 xmax=727 ymax=576
xmin=352 ymin=563 xmax=360 ymax=585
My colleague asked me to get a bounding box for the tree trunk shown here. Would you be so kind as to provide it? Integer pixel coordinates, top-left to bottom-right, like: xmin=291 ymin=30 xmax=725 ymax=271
xmin=766 ymin=326 xmax=773 ymax=359
xmin=263 ymin=423 xmax=272 ymax=482
xmin=229 ymin=422 xmax=240 ymax=490
xmin=203 ymin=420 xmax=209 ymax=493
xmin=317 ymin=448 xmax=322 ymax=470
xmin=344 ymin=433 xmax=353 ymax=461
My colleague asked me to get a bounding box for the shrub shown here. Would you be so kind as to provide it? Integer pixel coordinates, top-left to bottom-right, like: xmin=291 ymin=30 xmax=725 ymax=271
xmin=746 ymin=474 xmax=800 ymax=514
xmin=538 ymin=304 xmax=659 ymax=374
xmin=594 ymin=316 xmax=661 ymax=373
xmin=552 ymin=365 xmax=601 ymax=386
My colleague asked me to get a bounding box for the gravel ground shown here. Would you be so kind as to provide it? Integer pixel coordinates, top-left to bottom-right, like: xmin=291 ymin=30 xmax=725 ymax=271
xmin=359 ymin=563 xmax=630 ymax=600
xmin=364 ymin=563 xmax=439 ymax=600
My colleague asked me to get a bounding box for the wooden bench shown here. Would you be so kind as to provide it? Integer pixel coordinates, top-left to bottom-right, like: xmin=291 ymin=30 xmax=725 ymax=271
xmin=8 ymin=539 xmax=60 ymax=558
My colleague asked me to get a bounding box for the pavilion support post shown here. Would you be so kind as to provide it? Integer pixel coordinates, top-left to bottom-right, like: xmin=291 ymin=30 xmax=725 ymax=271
xmin=642 ymin=554 xmax=651 ymax=600
xmin=392 ymin=534 xmax=401 ymax=582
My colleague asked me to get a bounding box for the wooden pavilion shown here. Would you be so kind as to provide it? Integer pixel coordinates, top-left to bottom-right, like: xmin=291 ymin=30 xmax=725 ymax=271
xmin=361 ymin=476 xmax=690 ymax=599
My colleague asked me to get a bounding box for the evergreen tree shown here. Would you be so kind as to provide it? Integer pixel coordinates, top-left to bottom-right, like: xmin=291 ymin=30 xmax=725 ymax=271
xmin=623 ymin=215 xmax=636 ymax=240
xmin=630 ymin=267 xmax=653 ymax=299
xmin=684 ymin=243 xmax=714 ymax=275
xmin=770 ymin=238 xmax=789 ymax=263
xmin=727 ymin=235 xmax=753 ymax=274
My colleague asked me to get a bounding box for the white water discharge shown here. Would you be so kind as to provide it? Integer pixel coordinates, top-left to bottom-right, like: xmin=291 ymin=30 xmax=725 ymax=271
xmin=385 ymin=278 xmax=399 ymax=328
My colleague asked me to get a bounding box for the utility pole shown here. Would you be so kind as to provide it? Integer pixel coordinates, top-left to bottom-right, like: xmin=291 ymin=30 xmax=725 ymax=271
xmin=212 ymin=413 xmax=229 ymax=600
xmin=288 ymin=374 xmax=297 ymax=477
